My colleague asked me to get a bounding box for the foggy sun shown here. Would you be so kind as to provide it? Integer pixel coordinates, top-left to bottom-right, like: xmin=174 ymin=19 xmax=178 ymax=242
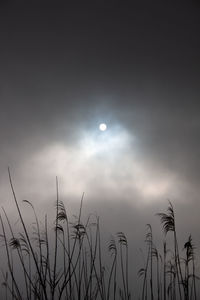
xmin=99 ymin=123 xmax=107 ymax=131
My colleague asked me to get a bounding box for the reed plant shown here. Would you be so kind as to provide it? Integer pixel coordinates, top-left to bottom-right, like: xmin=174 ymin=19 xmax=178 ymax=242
xmin=0 ymin=170 xmax=130 ymax=300
xmin=0 ymin=171 xmax=199 ymax=299
xmin=138 ymin=202 xmax=199 ymax=300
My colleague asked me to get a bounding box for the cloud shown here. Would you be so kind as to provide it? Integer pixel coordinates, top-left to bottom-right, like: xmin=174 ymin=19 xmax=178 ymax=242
xmin=0 ymin=1 xmax=200 ymax=297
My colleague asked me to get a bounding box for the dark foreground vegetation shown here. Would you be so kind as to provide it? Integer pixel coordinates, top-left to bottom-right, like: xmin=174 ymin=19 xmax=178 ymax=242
xmin=0 ymin=170 xmax=199 ymax=299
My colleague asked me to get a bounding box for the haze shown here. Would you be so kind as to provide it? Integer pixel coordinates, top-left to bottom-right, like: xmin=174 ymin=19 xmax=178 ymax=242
xmin=0 ymin=1 xmax=200 ymax=297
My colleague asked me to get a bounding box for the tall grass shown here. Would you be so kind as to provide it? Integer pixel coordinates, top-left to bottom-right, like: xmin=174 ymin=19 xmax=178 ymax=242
xmin=0 ymin=170 xmax=130 ymax=300
xmin=0 ymin=171 xmax=199 ymax=299
xmin=138 ymin=202 xmax=199 ymax=300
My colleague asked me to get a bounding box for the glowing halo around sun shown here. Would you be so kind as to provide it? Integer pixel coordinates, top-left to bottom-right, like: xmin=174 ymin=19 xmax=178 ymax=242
xmin=99 ymin=123 xmax=107 ymax=131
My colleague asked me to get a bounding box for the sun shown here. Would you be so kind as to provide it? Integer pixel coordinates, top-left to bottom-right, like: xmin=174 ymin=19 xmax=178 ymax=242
xmin=99 ymin=123 xmax=107 ymax=131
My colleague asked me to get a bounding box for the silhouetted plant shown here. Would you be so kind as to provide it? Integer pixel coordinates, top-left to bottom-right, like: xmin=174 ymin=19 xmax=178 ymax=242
xmin=0 ymin=170 xmax=134 ymax=300
xmin=1 ymin=170 xmax=200 ymax=300
xmin=157 ymin=201 xmax=184 ymax=300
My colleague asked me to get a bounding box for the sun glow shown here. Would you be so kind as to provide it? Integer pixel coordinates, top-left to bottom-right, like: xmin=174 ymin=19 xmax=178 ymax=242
xmin=99 ymin=123 xmax=107 ymax=131
xmin=81 ymin=125 xmax=129 ymax=157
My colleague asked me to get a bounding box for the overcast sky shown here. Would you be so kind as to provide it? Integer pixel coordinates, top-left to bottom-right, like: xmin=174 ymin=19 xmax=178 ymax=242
xmin=0 ymin=0 xmax=200 ymax=297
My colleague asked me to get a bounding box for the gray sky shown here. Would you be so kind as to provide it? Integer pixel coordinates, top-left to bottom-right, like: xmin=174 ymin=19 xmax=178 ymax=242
xmin=0 ymin=0 xmax=200 ymax=297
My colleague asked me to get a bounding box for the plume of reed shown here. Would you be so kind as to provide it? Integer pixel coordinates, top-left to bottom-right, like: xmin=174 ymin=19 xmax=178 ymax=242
xmin=157 ymin=201 xmax=184 ymax=300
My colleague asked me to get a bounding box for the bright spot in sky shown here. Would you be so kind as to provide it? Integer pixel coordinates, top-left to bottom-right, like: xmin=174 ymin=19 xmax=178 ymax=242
xmin=81 ymin=124 xmax=129 ymax=157
xmin=99 ymin=123 xmax=107 ymax=131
